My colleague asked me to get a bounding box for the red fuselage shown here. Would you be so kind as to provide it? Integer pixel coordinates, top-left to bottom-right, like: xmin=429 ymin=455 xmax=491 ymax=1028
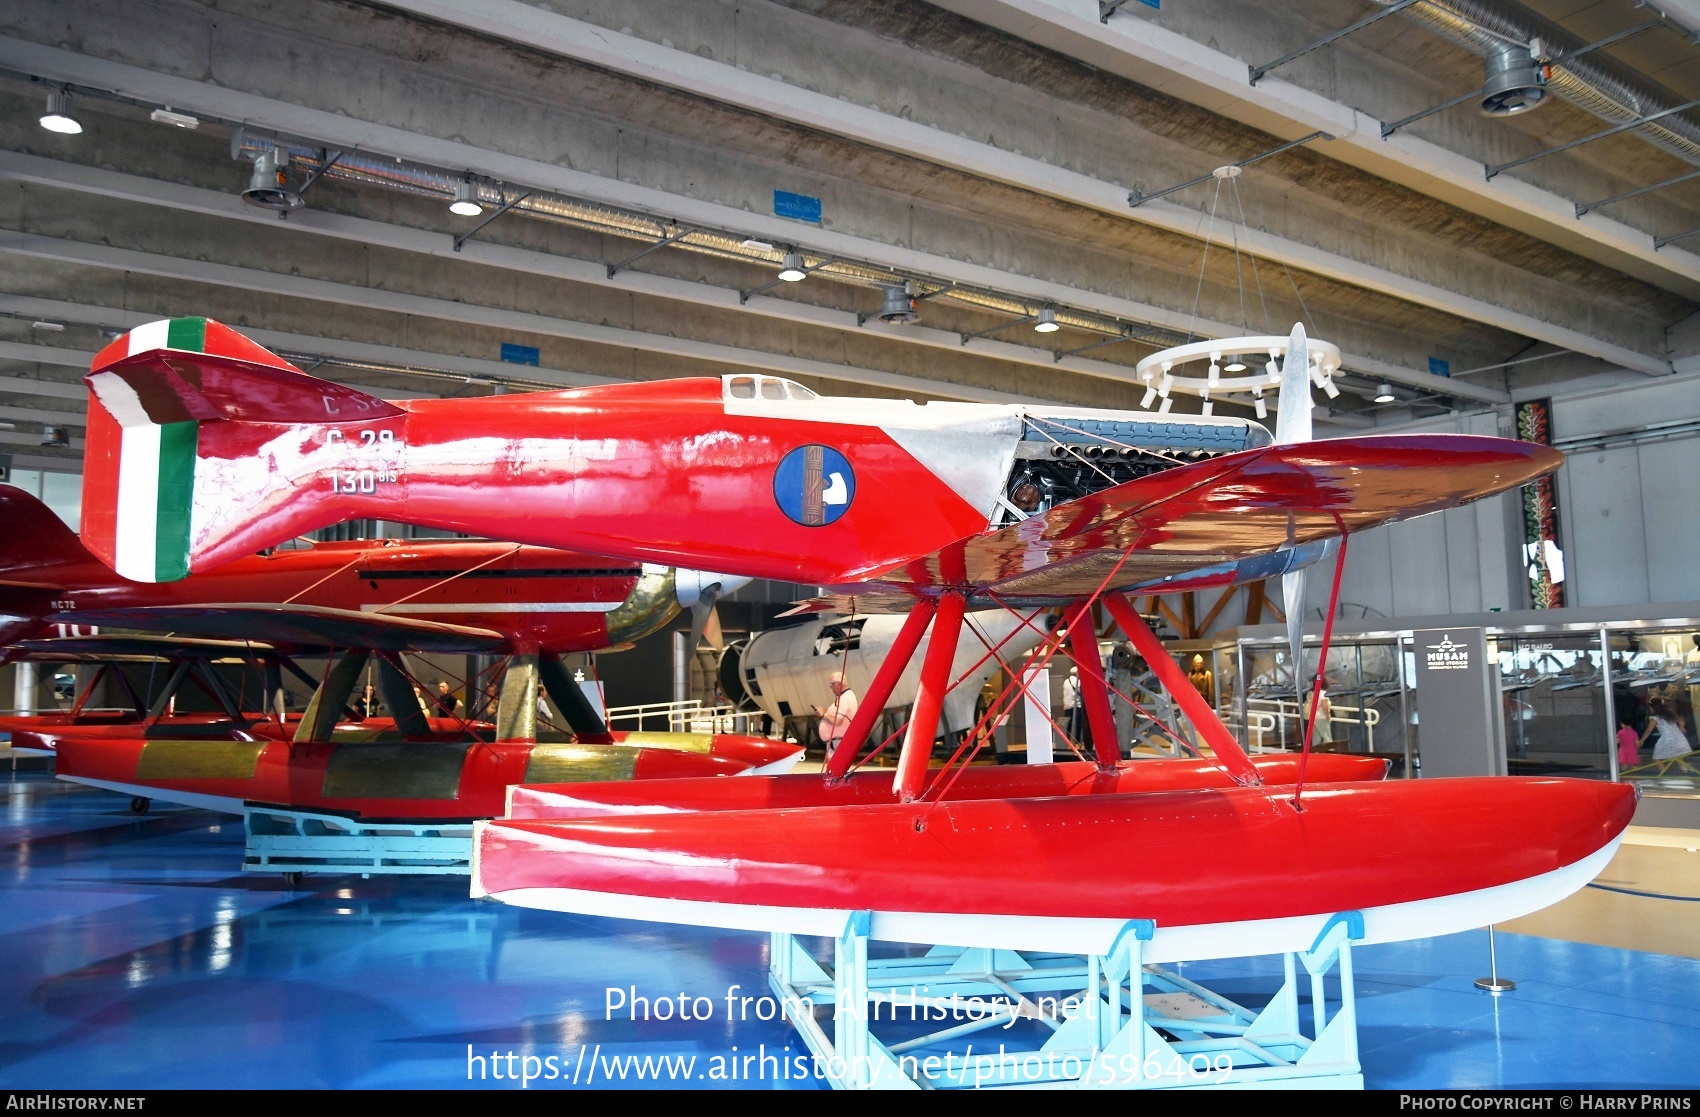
xmin=184 ymin=379 xmax=991 ymax=582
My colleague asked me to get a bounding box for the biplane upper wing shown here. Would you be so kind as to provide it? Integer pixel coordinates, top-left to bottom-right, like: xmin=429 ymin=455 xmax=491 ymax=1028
xmin=826 ymin=432 xmax=1560 ymax=608
xmin=46 ymin=602 xmax=506 ymax=654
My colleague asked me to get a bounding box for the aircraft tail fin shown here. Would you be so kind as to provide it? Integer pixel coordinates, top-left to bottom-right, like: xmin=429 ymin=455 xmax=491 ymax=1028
xmin=81 ymin=317 xmax=407 ymax=582
xmin=0 ymin=485 xmax=90 ymax=579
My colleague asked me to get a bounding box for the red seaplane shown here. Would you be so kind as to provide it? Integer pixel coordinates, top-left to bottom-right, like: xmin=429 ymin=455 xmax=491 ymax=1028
xmin=0 ymin=484 xmax=798 ymax=821
xmin=74 ymin=317 xmax=1632 ymax=961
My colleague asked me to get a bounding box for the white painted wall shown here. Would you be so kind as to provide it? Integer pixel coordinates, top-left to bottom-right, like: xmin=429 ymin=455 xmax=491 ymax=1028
xmin=3 ymin=470 xmax=80 ymax=529
xmin=1305 ymin=410 xmax=1523 ymax=623
xmin=1309 ymin=371 xmax=1700 ymax=623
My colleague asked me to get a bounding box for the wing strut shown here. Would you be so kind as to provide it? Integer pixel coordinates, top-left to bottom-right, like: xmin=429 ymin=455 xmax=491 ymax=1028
xmin=1103 ymin=594 xmax=1263 ymax=787
xmin=1067 ymin=603 xmax=1121 ymax=771
xmin=825 ymin=599 xmax=936 ymax=781
xmin=539 ymin=652 xmax=614 ymax=744
xmin=894 ymin=593 xmax=967 ymax=803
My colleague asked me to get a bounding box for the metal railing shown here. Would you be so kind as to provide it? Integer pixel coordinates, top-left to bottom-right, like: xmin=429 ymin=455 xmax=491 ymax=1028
xmin=601 ymin=698 xmax=758 ymax=736
xmin=1245 ymin=698 xmax=1380 ymax=753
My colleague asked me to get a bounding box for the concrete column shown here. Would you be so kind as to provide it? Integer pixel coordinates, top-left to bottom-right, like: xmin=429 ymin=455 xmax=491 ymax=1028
xmin=13 ymin=662 xmax=37 ymax=717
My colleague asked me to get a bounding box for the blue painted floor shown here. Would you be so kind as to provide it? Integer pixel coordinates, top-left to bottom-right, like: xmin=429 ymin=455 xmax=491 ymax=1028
xmin=1 ymin=767 xmax=1696 ymax=1090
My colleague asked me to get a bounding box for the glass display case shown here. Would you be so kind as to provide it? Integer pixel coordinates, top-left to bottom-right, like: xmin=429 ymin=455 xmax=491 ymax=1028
xmin=1232 ymin=609 xmax=1700 ymax=788
xmin=1496 ymin=634 xmax=1610 ymax=779
xmin=1237 ymin=638 xmax=1411 ymax=773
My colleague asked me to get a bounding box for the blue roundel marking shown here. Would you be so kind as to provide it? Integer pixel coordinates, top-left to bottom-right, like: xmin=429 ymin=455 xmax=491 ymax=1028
xmin=773 ymin=444 xmax=855 ymax=527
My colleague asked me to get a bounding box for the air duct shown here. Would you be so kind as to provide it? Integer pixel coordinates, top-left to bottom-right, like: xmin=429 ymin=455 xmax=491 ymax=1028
xmin=225 ymin=132 xmax=1188 ymax=349
xmin=1374 ymin=0 xmax=1700 ymax=167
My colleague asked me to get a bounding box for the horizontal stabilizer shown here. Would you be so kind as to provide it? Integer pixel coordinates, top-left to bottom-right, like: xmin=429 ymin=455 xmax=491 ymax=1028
xmin=87 ymin=318 xmax=402 ymax=426
xmin=81 ymin=318 xmax=407 ymax=583
xmin=50 ymin=603 xmax=507 ymax=654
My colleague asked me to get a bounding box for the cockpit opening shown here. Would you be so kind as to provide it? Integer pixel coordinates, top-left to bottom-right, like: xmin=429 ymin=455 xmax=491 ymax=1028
xmin=725 ymin=374 xmax=819 ymax=402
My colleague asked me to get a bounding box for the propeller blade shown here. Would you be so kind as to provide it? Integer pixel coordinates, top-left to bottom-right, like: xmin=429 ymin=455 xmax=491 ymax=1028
xmin=688 ymin=582 xmax=723 ymax=656
xmin=1283 ymin=569 xmax=1307 ymax=712
xmin=1275 ymin=322 xmax=1315 ymax=716
xmin=1273 ymin=321 xmax=1312 ymax=447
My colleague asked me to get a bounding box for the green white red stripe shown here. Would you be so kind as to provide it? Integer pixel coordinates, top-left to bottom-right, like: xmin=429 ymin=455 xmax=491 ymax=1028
xmin=83 ymin=318 xmax=210 ymax=583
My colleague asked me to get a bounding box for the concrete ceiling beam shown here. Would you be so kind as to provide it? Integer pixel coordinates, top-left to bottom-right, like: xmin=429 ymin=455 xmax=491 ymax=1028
xmin=0 ymin=402 xmax=84 ymax=425
xmin=0 ymin=232 xmax=1042 ymax=405
xmin=0 ymin=151 xmax=1510 ymax=405
xmin=0 ymin=331 xmax=454 ymax=403
xmin=0 ymin=364 xmax=84 ymax=399
xmin=365 ymin=0 xmax=1673 ymax=375
xmin=930 ymin=0 xmax=1700 ymax=303
xmin=0 ymin=37 xmax=1651 ymax=381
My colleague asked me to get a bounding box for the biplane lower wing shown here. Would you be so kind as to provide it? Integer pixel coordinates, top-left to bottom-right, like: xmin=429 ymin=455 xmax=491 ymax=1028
xmin=827 ymin=433 xmax=1560 ymax=607
xmin=47 ymin=602 xmax=506 ymax=654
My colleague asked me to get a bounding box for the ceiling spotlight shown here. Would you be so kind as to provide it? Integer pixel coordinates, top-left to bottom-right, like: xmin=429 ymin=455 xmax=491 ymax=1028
xmin=450 ymin=179 xmax=484 ymax=217
xmin=1224 ymin=359 xmax=1247 ymax=373
xmin=1033 ymin=307 xmax=1059 ymax=334
xmin=1321 ymin=378 xmax=1341 ymax=400
xmin=1254 ymin=395 xmax=1268 ymax=420
xmin=777 ymin=252 xmax=808 ymax=282
xmin=1374 ymin=383 xmax=1396 ymax=404
xmin=1200 ymin=400 xmax=1214 ymax=416
xmin=241 ymin=146 xmax=302 ymax=211
xmin=39 ymin=91 xmax=83 ymax=135
xmin=149 ymin=107 xmax=200 ymax=130
xmin=1481 ymin=43 xmax=1545 ymax=117
xmin=877 ymin=283 xmax=919 ymax=325
xmin=1140 ymin=385 xmax=1157 ymax=409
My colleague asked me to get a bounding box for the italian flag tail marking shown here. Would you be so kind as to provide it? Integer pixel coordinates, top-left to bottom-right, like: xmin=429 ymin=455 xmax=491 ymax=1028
xmin=83 ymin=318 xmax=216 ymax=583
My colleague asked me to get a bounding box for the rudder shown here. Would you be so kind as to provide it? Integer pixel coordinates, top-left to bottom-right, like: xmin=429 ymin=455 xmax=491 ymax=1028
xmin=82 ymin=317 xmax=407 ymax=582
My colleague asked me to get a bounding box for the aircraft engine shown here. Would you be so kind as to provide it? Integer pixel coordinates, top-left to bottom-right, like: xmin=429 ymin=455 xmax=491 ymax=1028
xmin=718 ymin=610 xmax=1051 ymax=739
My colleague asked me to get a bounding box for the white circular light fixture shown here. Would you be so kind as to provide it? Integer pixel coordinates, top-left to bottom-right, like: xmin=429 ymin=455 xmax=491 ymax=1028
xmin=1033 ymin=306 xmax=1059 ymax=333
xmin=450 ymin=180 xmax=484 ymax=217
xmin=777 ymin=252 xmax=808 ymax=282
xmin=39 ymin=91 xmax=82 ymax=135
xmin=1132 ymin=330 xmax=1343 ymax=416
xmin=1374 ymin=383 xmax=1396 ymax=404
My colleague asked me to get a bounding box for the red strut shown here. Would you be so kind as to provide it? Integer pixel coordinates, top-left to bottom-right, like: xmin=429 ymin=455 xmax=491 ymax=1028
xmin=824 ymin=599 xmax=937 ymax=780
xmin=894 ymin=592 xmax=967 ymax=802
xmin=1067 ymin=604 xmax=1121 ymax=770
xmin=1103 ymin=593 xmax=1262 ymax=787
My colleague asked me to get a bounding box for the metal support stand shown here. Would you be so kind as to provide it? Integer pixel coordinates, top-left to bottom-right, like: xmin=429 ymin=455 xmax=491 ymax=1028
xmin=769 ymin=911 xmax=1366 ymax=1089
xmin=1474 ymin=925 xmax=1516 ymax=994
xmin=243 ymin=807 xmax=472 ymax=876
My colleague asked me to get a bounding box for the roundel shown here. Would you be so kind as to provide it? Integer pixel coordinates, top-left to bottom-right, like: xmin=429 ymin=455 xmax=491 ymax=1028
xmin=773 ymin=444 xmax=855 ymax=527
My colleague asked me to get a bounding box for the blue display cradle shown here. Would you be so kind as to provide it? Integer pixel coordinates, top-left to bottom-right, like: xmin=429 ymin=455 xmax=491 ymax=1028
xmin=768 ymin=912 xmax=1365 ymax=1089
xmin=242 ymin=807 xmax=473 ymax=877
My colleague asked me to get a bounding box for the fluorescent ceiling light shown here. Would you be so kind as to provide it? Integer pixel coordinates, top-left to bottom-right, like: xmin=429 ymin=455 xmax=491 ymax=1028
xmin=149 ymin=107 xmax=200 ymax=129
